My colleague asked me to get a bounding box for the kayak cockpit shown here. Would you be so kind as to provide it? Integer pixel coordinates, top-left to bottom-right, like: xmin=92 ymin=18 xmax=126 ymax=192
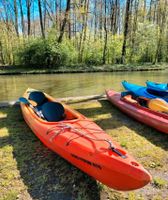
xmin=25 ymin=90 xmax=78 ymax=122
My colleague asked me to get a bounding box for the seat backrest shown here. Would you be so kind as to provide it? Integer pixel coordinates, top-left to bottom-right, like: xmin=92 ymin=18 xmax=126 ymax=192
xmin=42 ymin=102 xmax=65 ymax=122
xmin=123 ymin=95 xmax=138 ymax=104
xmin=29 ymin=91 xmax=47 ymax=106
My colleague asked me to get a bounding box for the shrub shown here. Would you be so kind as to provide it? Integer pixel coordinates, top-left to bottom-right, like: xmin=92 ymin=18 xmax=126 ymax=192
xmin=17 ymin=38 xmax=70 ymax=68
xmin=127 ymin=22 xmax=158 ymax=63
xmin=84 ymin=53 xmax=102 ymax=66
xmin=108 ymin=35 xmax=123 ymax=64
xmin=83 ymin=40 xmax=103 ymax=65
xmin=16 ymin=37 xmax=79 ymax=68
xmin=59 ymin=39 xmax=78 ymax=65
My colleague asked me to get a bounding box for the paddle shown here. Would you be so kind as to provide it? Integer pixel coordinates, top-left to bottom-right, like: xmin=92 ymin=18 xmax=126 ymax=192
xmin=19 ymin=97 xmax=44 ymax=118
xmin=147 ymin=98 xmax=168 ymax=113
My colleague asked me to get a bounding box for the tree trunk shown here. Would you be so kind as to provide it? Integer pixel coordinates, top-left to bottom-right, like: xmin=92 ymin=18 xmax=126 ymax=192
xmin=57 ymin=0 xmax=71 ymax=43
xmin=19 ymin=0 xmax=25 ymax=36
xmin=78 ymin=0 xmax=89 ymax=62
xmin=80 ymin=0 xmax=89 ymax=61
xmin=143 ymin=0 xmax=146 ymax=22
xmin=121 ymin=0 xmax=131 ymax=64
xmin=14 ymin=0 xmax=19 ymax=37
xmin=99 ymin=0 xmax=103 ymax=39
xmin=59 ymin=0 xmax=62 ymax=31
xmin=43 ymin=0 xmax=47 ymax=32
xmin=94 ymin=0 xmax=97 ymax=41
xmin=0 ymin=41 xmax=5 ymax=64
xmin=154 ymin=0 xmax=167 ymax=64
xmin=26 ymin=0 xmax=31 ymax=36
xmin=38 ymin=0 xmax=45 ymax=38
xmin=149 ymin=0 xmax=154 ymax=21
xmin=102 ymin=0 xmax=108 ymax=64
xmin=129 ymin=0 xmax=139 ymax=62
xmin=55 ymin=0 xmax=58 ymax=30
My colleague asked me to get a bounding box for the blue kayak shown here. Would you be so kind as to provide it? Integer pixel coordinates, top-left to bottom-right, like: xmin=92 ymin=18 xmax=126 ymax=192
xmin=122 ymin=81 xmax=168 ymax=102
xmin=146 ymin=81 xmax=168 ymax=92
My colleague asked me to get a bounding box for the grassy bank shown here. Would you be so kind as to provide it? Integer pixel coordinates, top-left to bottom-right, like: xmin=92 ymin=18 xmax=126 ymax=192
xmin=0 ymin=99 xmax=168 ymax=200
xmin=0 ymin=64 xmax=167 ymax=75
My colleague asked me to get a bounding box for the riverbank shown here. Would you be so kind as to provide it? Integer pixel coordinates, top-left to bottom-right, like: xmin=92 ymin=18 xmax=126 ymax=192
xmin=0 ymin=63 xmax=167 ymax=75
xmin=0 ymin=98 xmax=168 ymax=200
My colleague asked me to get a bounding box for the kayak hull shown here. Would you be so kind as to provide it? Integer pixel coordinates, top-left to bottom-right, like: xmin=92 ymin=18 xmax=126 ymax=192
xmin=146 ymin=81 xmax=168 ymax=92
xmin=20 ymin=88 xmax=151 ymax=191
xmin=106 ymin=89 xmax=168 ymax=134
xmin=122 ymin=81 xmax=168 ymax=102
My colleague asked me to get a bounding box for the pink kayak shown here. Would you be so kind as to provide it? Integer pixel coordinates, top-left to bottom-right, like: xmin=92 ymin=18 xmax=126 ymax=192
xmin=106 ymin=89 xmax=168 ymax=134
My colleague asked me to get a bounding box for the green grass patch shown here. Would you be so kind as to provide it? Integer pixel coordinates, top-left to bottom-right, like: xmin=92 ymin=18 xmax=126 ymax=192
xmin=153 ymin=177 xmax=167 ymax=189
xmin=0 ymin=99 xmax=168 ymax=199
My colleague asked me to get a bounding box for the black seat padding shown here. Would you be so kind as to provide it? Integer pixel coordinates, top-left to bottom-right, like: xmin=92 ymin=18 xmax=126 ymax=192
xmin=29 ymin=91 xmax=47 ymax=106
xmin=42 ymin=102 xmax=65 ymax=122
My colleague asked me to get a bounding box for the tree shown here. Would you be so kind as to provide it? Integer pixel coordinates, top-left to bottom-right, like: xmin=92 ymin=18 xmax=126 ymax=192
xmin=57 ymin=0 xmax=71 ymax=43
xmin=14 ymin=0 xmax=19 ymax=36
xmin=78 ymin=0 xmax=90 ymax=62
xmin=38 ymin=0 xmax=45 ymax=38
xmin=129 ymin=0 xmax=139 ymax=62
xmin=154 ymin=0 xmax=167 ymax=63
xmin=121 ymin=0 xmax=131 ymax=64
xmin=19 ymin=0 xmax=25 ymax=36
xmin=26 ymin=0 xmax=31 ymax=36
xmin=102 ymin=0 xmax=108 ymax=64
xmin=0 ymin=41 xmax=5 ymax=64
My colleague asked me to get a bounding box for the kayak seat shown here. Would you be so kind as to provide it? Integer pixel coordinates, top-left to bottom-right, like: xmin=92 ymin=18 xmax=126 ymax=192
xmin=121 ymin=91 xmax=138 ymax=99
xmin=147 ymin=88 xmax=167 ymax=97
xmin=28 ymin=91 xmax=48 ymax=107
xmin=28 ymin=91 xmax=65 ymax=122
xmin=42 ymin=102 xmax=65 ymax=122
xmin=28 ymin=91 xmax=48 ymax=113
xmin=123 ymin=95 xmax=138 ymax=104
xmin=137 ymin=97 xmax=148 ymax=107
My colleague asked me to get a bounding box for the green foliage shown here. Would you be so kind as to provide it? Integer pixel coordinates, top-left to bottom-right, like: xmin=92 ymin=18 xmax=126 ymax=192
xmin=1 ymin=21 xmax=167 ymax=67
xmin=82 ymin=35 xmax=123 ymax=65
xmin=60 ymin=39 xmax=78 ymax=65
xmin=126 ymin=23 xmax=157 ymax=63
xmin=84 ymin=52 xmax=102 ymax=66
xmin=16 ymin=37 xmax=78 ymax=68
xmin=17 ymin=38 xmax=61 ymax=67
xmin=108 ymin=35 xmax=123 ymax=64
xmin=0 ymin=23 xmax=20 ymax=65
xmin=83 ymin=39 xmax=103 ymax=65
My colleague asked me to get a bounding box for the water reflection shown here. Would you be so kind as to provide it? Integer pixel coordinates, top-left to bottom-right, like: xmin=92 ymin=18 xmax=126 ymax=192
xmin=0 ymin=70 xmax=167 ymax=101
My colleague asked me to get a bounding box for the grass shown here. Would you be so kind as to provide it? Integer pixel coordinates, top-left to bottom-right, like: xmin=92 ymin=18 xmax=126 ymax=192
xmin=0 ymin=63 xmax=167 ymax=75
xmin=153 ymin=177 xmax=167 ymax=189
xmin=0 ymin=99 xmax=168 ymax=199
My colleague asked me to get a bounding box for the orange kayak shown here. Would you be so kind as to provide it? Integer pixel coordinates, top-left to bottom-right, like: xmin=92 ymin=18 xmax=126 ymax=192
xmin=106 ymin=89 xmax=168 ymax=134
xmin=20 ymin=88 xmax=151 ymax=191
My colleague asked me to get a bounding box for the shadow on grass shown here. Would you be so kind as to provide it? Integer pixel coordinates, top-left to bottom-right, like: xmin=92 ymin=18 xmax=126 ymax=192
xmin=0 ymin=106 xmax=100 ymax=200
xmin=76 ymin=99 xmax=168 ymax=151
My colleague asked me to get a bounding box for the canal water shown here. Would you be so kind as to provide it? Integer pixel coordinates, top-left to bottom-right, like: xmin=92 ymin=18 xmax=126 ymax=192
xmin=0 ymin=70 xmax=167 ymax=101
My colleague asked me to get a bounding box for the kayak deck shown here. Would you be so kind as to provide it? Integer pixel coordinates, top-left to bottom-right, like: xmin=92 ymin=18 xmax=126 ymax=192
xmin=20 ymin=88 xmax=152 ymax=191
xmin=146 ymin=81 xmax=168 ymax=92
xmin=122 ymin=81 xmax=168 ymax=102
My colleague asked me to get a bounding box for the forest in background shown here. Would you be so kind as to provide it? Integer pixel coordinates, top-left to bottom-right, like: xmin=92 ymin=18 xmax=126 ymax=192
xmin=0 ymin=0 xmax=167 ymax=68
